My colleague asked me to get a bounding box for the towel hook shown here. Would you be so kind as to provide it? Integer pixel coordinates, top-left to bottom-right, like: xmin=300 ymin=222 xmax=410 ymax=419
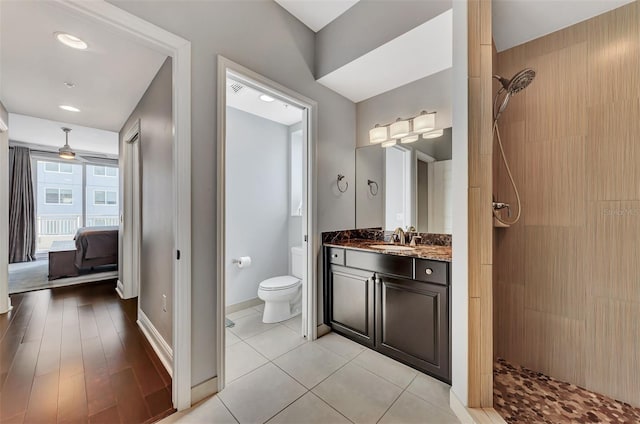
xmin=337 ymin=174 xmax=348 ymax=193
xmin=367 ymin=179 xmax=379 ymax=196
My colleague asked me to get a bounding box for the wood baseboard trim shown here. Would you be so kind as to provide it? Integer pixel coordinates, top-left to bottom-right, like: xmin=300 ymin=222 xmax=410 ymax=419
xmin=226 ymin=298 xmax=262 ymax=314
xmin=450 ymin=389 xmax=506 ymax=424
xmin=191 ymin=377 xmax=218 ymax=405
xmin=137 ymin=309 xmax=173 ymax=377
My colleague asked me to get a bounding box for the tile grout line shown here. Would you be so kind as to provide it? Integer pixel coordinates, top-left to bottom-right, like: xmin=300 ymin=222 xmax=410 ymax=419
xmin=375 ymin=373 xmax=418 ymax=424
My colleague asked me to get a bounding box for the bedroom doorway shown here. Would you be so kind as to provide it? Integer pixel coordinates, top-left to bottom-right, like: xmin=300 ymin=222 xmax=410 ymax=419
xmin=0 ymin=1 xmax=193 ymax=411
xmin=216 ymin=56 xmax=318 ymax=391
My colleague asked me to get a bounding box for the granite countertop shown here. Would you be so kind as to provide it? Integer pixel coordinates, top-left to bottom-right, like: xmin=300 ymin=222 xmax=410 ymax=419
xmin=324 ymin=239 xmax=452 ymax=262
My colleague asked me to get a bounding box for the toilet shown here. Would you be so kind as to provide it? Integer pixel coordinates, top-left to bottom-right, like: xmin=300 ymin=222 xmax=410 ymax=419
xmin=258 ymin=246 xmax=303 ymax=323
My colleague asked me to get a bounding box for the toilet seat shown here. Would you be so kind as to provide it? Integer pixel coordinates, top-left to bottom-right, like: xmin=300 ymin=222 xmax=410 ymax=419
xmin=259 ymin=276 xmax=300 ymax=291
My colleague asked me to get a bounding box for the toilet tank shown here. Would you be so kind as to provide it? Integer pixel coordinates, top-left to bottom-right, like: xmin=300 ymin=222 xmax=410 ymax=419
xmin=291 ymin=246 xmax=304 ymax=279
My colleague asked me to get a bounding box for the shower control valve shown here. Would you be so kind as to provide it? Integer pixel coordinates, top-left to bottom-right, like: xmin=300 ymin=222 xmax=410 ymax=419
xmin=493 ymin=202 xmax=512 ymax=217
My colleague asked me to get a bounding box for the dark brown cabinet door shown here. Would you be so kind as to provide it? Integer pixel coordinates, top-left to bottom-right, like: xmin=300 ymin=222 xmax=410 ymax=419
xmin=375 ymin=275 xmax=450 ymax=382
xmin=328 ymin=265 xmax=375 ymax=347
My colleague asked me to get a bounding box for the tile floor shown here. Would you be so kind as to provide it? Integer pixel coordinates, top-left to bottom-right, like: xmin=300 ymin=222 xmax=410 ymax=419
xmin=161 ymin=305 xmax=460 ymax=424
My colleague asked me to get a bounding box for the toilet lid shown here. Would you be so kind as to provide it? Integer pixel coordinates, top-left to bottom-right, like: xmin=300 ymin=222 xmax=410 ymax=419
xmin=259 ymin=276 xmax=300 ymax=291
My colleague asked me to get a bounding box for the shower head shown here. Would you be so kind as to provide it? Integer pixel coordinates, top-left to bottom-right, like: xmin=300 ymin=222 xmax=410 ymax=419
xmin=493 ymin=68 xmax=536 ymax=120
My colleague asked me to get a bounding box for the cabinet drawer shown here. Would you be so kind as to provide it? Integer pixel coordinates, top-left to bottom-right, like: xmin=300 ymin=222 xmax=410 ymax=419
xmin=328 ymin=248 xmax=345 ymax=265
xmin=414 ymin=259 xmax=448 ymax=285
xmin=345 ymin=250 xmax=413 ymax=279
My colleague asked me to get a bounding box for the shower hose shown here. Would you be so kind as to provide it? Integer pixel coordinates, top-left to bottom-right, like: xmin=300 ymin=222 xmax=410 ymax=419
xmin=493 ymin=120 xmax=522 ymax=226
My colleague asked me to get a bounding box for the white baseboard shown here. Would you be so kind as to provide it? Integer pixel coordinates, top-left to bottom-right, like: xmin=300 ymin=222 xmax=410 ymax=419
xmin=191 ymin=376 xmax=218 ymax=405
xmin=226 ymin=297 xmax=262 ymax=314
xmin=137 ymin=309 xmax=173 ymax=377
xmin=450 ymin=389 xmax=475 ymax=424
xmin=116 ymin=280 xmax=125 ymax=299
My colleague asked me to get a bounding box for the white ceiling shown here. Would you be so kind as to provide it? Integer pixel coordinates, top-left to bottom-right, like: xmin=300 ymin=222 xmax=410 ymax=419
xmin=275 ymin=0 xmax=360 ymax=32
xmin=9 ymin=113 xmax=118 ymax=156
xmin=317 ymin=9 xmax=452 ymax=103
xmin=493 ymin=0 xmax=635 ymax=52
xmin=0 ymin=1 xmax=167 ymax=132
xmin=226 ymin=78 xmax=303 ymax=126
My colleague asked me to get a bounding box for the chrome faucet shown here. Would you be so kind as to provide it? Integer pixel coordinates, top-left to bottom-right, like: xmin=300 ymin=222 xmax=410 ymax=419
xmin=393 ymin=227 xmax=406 ymax=244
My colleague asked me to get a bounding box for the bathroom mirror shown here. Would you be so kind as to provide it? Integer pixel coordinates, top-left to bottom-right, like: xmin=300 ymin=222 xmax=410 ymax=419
xmin=355 ymin=127 xmax=452 ymax=234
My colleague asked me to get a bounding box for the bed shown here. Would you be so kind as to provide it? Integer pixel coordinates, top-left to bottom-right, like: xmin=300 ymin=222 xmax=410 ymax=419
xmin=48 ymin=226 xmax=119 ymax=280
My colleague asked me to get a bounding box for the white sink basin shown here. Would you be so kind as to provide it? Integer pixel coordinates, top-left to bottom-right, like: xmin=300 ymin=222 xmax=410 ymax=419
xmin=369 ymin=244 xmax=416 ymax=252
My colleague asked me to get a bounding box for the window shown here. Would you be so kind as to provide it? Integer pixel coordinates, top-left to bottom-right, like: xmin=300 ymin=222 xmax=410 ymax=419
xmin=45 ymin=188 xmax=73 ymax=205
xmin=94 ymin=190 xmax=117 ymax=205
xmin=44 ymin=162 xmax=73 ymax=173
xmin=94 ymin=166 xmax=117 ymax=177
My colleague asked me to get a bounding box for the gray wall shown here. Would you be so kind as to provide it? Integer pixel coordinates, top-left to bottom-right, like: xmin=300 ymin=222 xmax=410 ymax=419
xmin=119 ymin=58 xmax=174 ymax=346
xmin=355 ymin=145 xmax=383 ymax=228
xmin=225 ymin=107 xmax=289 ymax=306
xmin=315 ymin=0 xmax=452 ymax=78
xmin=109 ymin=0 xmax=356 ymax=387
xmin=356 ymin=69 xmax=452 ymax=148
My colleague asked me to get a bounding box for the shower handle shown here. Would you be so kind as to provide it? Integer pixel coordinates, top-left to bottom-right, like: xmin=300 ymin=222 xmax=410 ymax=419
xmin=493 ymin=202 xmax=511 ymax=217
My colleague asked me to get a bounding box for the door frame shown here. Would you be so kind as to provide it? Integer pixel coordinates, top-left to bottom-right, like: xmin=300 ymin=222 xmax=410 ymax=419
xmin=0 ymin=114 xmax=10 ymax=314
xmin=50 ymin=0 xmax=192 ymax=410
xmin=216 ymin=55 xmax=318 ymax=392
xmin=118 ymin=120 xmax=141 ymax=300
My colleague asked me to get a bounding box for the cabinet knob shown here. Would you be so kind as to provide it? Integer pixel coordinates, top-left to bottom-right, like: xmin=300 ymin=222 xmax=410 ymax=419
xmin=425 ymin=268 xmax=433 ymax=275
xmin=332 ymin=254 xmax=339 ymax=258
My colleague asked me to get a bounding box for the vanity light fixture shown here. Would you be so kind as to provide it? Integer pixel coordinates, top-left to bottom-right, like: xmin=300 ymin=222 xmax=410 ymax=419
xmin=369 ymin=111 xmax=438 ymax=147
xmin=259 ymin=94 xmax=275 ymax=102
xmin=412 ymin=111 xmax=436 ymax=133
xmin=369 ymin=125 xmax=388 ymax=144
xmin=423 ymin=129 xmax=444 ymax=139
xmin=55 ymin=32 xmax=88 ymax=50
xmin=401 ymin=135 xmax=419 ymax=144
xmin=389 ymin=118 xmax=411 ymax=139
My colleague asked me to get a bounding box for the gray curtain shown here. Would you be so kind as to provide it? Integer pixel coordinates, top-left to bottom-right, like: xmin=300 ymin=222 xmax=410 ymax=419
xmin=8 ymin=146 xmax=36 ymax=263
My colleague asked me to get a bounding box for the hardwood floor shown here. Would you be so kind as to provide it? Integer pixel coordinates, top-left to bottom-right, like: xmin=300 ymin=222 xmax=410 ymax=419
xmin=0 ymin=280 xmax=174 ymax=423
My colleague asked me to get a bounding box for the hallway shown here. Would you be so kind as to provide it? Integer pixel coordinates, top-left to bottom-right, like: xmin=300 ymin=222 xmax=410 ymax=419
xmin=0 ymin=280 xmax=173 ymax=423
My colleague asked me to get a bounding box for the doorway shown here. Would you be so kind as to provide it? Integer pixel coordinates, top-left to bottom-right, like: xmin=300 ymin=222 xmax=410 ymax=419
xmin=216 ymin=56 xmax=318 ymax=391
xmin=0 ymin=1 xmax=193 ymax=410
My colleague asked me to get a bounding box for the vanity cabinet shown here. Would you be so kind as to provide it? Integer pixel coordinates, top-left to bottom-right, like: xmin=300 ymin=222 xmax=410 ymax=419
xmin=324 ymin=247 xmax=451 ymax=383
xmin=327 ymin=265 xmax=375 ymax=347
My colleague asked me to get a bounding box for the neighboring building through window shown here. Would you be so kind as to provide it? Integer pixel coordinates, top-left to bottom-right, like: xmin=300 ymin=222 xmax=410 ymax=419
xmin=94 ymin=190 xmax=117 ymax=205
xmin=93 ymin=166 xmax=117 ymax=177
xmin=44 ymin=161 xmax=73 ymax=173
xmin=44 ymin=188 xmax=73 ymax=205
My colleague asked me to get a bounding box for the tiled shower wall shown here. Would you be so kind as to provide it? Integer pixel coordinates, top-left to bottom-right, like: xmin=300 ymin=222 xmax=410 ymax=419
xmin=493 ymin=1 xmax=640 ymax=407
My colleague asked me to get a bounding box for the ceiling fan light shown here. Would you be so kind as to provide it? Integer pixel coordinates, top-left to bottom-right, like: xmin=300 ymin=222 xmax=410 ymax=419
xmin=59 ymin=127 xmax=76 ymax=160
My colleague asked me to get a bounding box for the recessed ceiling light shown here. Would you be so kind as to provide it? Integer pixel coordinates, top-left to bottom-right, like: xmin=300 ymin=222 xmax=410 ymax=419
xmin=259 ymin=94 xmax=275 ymax=102
xmin=59 ymin=105 xmax=81 ymax=112
xmin=54 ymin=32 xmax=88 ymax=50
xmin=63 ymin=82 xmax=76 ymax=88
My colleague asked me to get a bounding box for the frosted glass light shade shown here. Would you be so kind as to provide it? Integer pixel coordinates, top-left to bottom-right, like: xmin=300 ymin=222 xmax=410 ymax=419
xmin=381 ymin=140 xmax=397 ymax=148
xmin=413 ymin=112 xmax=436 ymax=133
xmin=423 ymin=129 xmax=444 ymax=139
xmin=389 ymin=119 xmax=411 ymax=139
xmin=401 ymin=135 xmax=419 ymax=144
xmin=369 ymin=125 xmax=388 ymax=144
